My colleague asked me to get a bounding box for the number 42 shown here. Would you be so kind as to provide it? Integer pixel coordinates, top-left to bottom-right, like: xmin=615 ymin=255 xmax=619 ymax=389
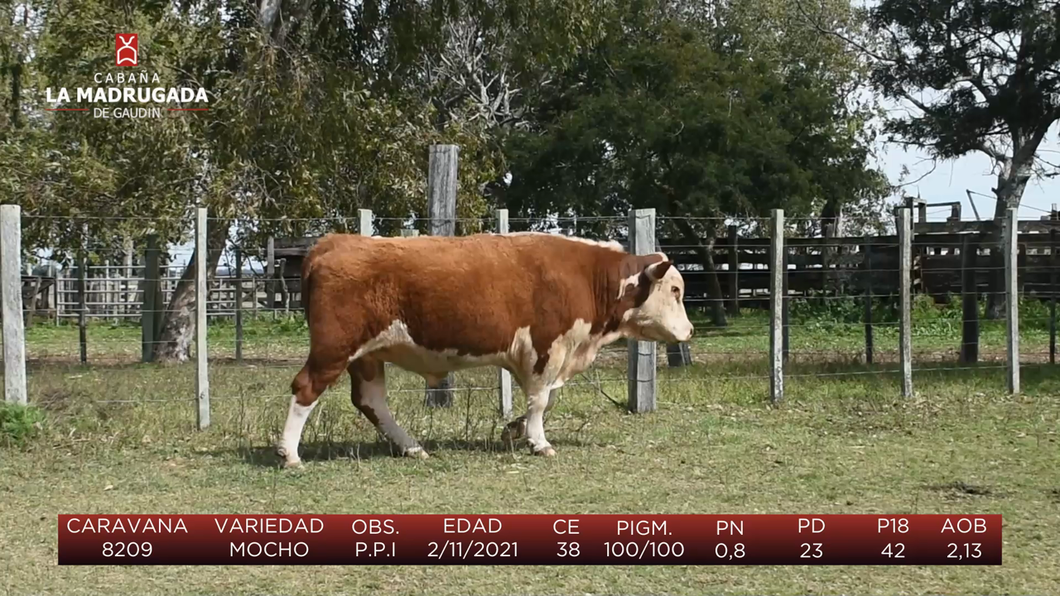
xmin=882 ymin=543 xmax=905 ymax=558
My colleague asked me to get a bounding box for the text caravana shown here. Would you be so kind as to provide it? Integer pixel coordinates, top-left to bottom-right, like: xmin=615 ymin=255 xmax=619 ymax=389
xmin=45 ymin=72 xmax=209 ymax=118
xmin=65 ymin=516 xmax=189 ymax=534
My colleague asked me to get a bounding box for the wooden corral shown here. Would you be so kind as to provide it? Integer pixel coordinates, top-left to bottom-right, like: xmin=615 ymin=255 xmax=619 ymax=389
xmin=665 ymin=219 xmax=1060 ymax=310
xmin=266 ymin=218 xmax=1060 ymax=313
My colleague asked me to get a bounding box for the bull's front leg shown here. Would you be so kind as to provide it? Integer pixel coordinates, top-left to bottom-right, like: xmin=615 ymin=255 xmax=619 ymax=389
xmin=502 ymin=388 xmax=555 ymax=456
xmin=524 ymin=388 xmax=555 ymax=456
xmin=501 ymin=387 xmax=561 ymax=455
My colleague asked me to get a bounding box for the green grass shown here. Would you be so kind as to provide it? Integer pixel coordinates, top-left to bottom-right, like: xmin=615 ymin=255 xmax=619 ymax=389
xmin=1 ymin=305 xmax=1059 ymax=595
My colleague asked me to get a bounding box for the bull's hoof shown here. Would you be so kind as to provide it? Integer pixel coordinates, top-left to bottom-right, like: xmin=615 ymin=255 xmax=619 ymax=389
xmin=534 ymin=446 xmax=557 ymax=457
xmin=404 ymin=447 xmax=429 ymax=460
xmin=276 ymin=445 xmax=303 ymax=469
xmin=501 ymin=418 xmax=527 ymax=447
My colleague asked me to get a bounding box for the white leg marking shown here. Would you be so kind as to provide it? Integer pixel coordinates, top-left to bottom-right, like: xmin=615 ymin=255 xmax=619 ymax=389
xmin=278 ymin=396 xmax=317 ymax=467
xmin=525 ymin=390 xmax=555 ymax=456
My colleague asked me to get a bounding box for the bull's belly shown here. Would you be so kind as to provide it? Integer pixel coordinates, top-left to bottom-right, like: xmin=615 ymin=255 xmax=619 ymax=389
xmin=370 ymin=344 xmax=508 ymax=378
xmin=347 ymin=319 xmax=617 ymax=391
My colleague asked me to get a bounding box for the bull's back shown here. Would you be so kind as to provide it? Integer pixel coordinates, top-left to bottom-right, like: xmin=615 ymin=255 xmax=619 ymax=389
xmin=308 ymin=233 xmax=603 ymax=360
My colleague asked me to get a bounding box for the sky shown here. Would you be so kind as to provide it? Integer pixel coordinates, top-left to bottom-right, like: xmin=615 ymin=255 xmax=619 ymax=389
xmin=873 ymin=117 xmax=1060 ymax=223
xmin=853 ymin=0 xmax=1060 ymax=223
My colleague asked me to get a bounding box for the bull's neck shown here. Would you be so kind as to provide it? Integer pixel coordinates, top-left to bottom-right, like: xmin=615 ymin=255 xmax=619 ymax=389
xmin=592 ymin=253 xmax=633 ymax=339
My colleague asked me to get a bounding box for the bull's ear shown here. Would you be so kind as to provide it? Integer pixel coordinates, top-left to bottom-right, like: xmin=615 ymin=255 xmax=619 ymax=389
xmin=644 ymin=260 xmax=673 ymax=282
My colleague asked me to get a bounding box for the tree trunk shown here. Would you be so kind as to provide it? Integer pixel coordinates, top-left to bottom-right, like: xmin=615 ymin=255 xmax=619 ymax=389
xmin=984 ymin=157 xmax=1032 ymax=319
xmin=8 ymin=6 xmax=26 ymax=132
xmin=820 ymin=198 xmax=841 ymax=300
xmin=153 ymin=216 xmax=231 ymax=362
xmin=675 ymin=219 xmax=727 ymax=328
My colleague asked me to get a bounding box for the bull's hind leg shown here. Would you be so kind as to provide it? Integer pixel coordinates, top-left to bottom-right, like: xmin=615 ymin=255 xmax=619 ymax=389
xmin=349 ymin=357 xmax=428 ymax=459
xmin=277 ymin=356 xmax=346 ymax=468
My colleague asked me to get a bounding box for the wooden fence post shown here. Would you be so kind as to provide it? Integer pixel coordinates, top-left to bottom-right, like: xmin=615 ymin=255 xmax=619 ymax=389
xmin=1 ymin=205 xmax=27 ymax=405
xmin=863 ymin=241 xmax=874 ymax=365
xmin=103 ymin=258 xmax=112 ymax=320
xmin=960 ymin=234 xmax=979 ymax=363
xmin=898 ymin=207 xmax=913 ymax=398
xmin=769 ymin=209 xmax=784 ymax=404
xmin=426 ymin=144 xmax=458 ymax=408
xmin=51 ymin=261 xmax=60 ymax=325
xmin=428 ymin=145 xmax=458 ymax=238
xmin=782 ymin=245 xmax=790 ymax=363
xmin=727 ymin=224 xmax=739 ymax=316
xmin=359 ymin=209 xmax=373 ymax=237
xmin=234 ymin=246 xmax=243 ymax=364
xmin=195 ymin=207 xmax=210 ymax=429
xmin=1004 ymin=207 xmax=1019 ymax=394
xmin=266 ymin=236 xmax=276 ymax=317
xmin=123 ymin=237 xmax=133 ymax=316
xmin=495 ymin=208 xmax=514 ymax=419
xmin=628 ymin=208 xmax=657 ymax=413
xmin=1050 ymin=228 xmax=1057 ymax=365
xmin=141 ymin=234 xmax=161 ymax=362
xmin=667 ymin=342 xmax=692 ymax=367
xmin=78 ymin=223 xmax=88 ymax=365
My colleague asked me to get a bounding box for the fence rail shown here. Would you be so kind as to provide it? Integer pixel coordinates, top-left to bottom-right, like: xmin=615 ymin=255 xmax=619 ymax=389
xmin=22 ymin=213 xmax=1060 ymax=326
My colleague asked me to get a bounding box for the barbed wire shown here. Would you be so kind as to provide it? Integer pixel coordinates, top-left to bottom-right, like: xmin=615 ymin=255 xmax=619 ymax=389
xmin=11 ymin=211 xmax=1058 ymax=438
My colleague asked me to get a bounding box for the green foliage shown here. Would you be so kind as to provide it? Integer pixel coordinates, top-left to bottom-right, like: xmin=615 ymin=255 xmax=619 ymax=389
xmin=0 ymin=0 xmax=506 ymax=263
xmin=500 ymin=0 xmax=888 ymax=237
xmin=1 ymin=0 xmax=896 ymax=264
xmin=789 ymin=292 xmax=1055 ymax=335
xmin=864 ymin=0 xmax=1060 ymax=210
xmin=0 ymin=402 xmax=45 ymax=446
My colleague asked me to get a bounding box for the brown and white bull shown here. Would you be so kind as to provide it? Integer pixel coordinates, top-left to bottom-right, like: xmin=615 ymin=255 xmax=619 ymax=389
xmin=276 ymin=232 xmax=694 ymax=467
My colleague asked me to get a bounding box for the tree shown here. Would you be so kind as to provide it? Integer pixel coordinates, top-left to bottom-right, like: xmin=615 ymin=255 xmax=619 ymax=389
xmin=1 ymin=0 xmax=504 ymax=361
xmin=151 ymin=0 xmax=501 ymax=359
xmin=500 ymin=2 xmax=887 ymax=325
xmin=346 ymin=0 xmax=613 ymax=205
xmin=849 ymin=0 xmax=1060 ymax=316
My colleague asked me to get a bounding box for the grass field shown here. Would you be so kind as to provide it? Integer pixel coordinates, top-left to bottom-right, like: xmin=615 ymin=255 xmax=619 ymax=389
xmin=1 ymin=304 xmax=1059 ymax=595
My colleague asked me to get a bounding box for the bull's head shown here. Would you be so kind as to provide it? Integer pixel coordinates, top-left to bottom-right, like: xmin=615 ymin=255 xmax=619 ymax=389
xmin=619 ymin=255 xmax=694 ymax=344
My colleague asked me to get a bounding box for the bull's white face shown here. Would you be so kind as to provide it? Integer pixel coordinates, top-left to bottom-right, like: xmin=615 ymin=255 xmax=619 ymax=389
xmin=622 ymin=260 xmax=695 ymax=343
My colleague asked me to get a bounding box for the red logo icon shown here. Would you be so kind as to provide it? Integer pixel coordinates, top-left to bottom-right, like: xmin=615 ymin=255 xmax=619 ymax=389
xmin=115 ymin=34 xmax=138 ymax=66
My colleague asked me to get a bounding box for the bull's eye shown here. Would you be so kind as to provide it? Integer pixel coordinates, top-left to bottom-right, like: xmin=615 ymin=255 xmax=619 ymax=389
xmin=671 ymin=285 xmax=681 ymax=299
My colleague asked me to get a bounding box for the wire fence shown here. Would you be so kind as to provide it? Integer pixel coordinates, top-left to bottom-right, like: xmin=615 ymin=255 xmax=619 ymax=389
xmin=2 ymin=204 xmax=1057 ymax=446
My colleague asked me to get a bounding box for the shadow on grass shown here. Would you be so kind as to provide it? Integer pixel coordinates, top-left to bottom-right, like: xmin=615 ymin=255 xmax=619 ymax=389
xmin=225 ymin=436 xmax=592 ymax=468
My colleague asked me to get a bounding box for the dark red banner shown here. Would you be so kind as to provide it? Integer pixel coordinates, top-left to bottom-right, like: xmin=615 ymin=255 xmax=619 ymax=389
xmin=57 ymin=514 xmax=1001 ymax=565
